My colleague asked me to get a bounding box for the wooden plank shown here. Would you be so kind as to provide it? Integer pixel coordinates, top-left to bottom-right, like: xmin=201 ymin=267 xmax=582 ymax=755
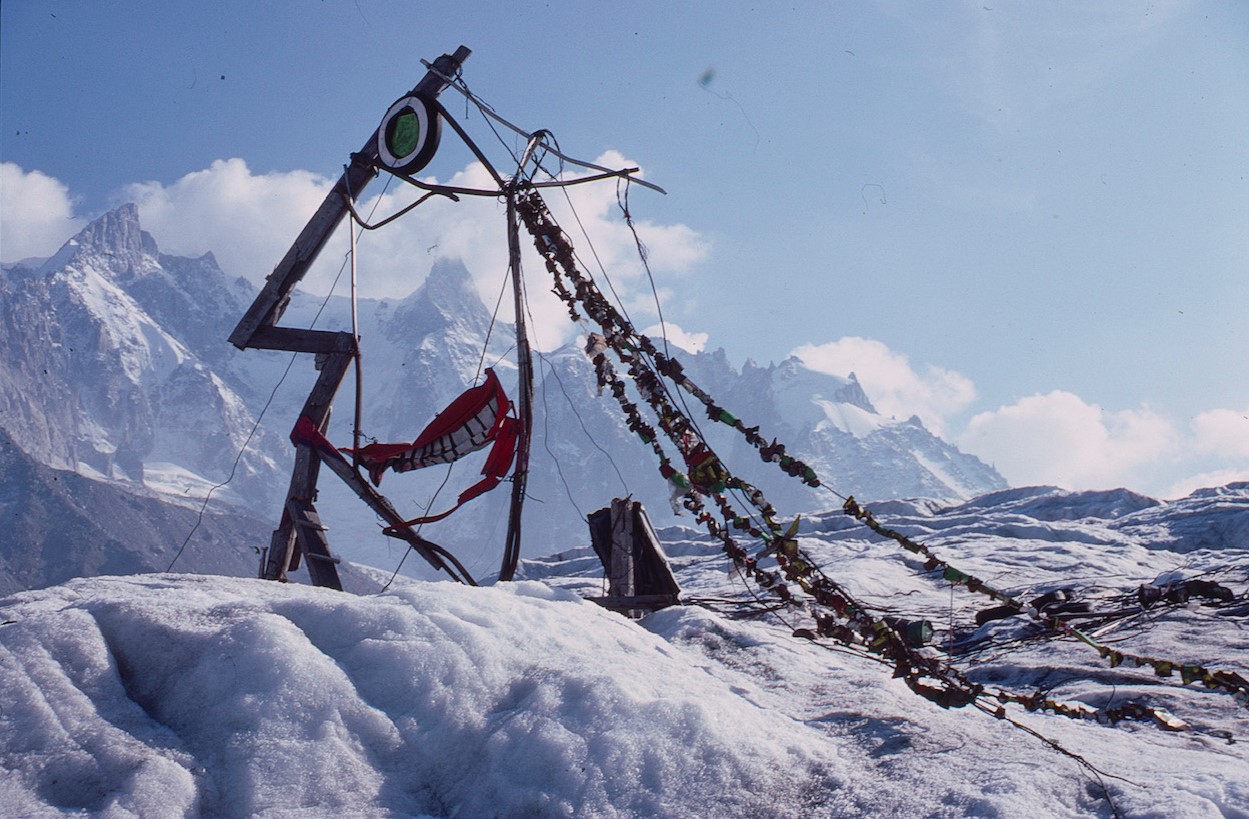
xmin=301 ymin=352 xmax=354 ymax=421
xmin=263 ymin=352 xmax=352 ymax=584
xmin=311 ymin=440 xmax=455 ymax=574
xmin=587 ymin=499 xmax=682 ymax=609
xmin=245 ymin=326 xmax=355 ymax=354
xmin=585 ymin=594 xmax=680 ymax=612
xmin=609 ymin=498 xmax=635 ymax=599
xmin=631 ymin=502 xmax=681 ymax=598
xmin=242 ymin=47 xmax=473 ymax=588
xmin=230 ymin=46 xmax=472 ymax=350
xmin=286 ymin=499 xmax=343 ymax=590
xmin=264 ymin=508 xmax=297 ymax=580
xmin=263 ymin=443 xmax=323 ymax=580
xmin=587 ymin=506 xmax=613 ymax=566
xmin=228 ymin=160 xmax=373 ymax=348
xmin=499 ymin=194 xmax=533 ymax=581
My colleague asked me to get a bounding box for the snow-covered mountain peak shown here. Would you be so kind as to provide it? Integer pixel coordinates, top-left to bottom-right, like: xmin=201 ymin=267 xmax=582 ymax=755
xmin=387 ymin=257 xmax=493 ymax=342
xmin=4 ymin=210 xmax=1008 ymax=571
xmin=765 ymin=356 xmax=880 ymax=434
xmin=837 ymin=371 xmax=877 ymax=413
xmin=61 ymin=258 xmax=190 ymax=386
xmin=52 ymin=203 xmax=159 ymax=284
xmin=0 ymin=205 xmax=280 ymax=498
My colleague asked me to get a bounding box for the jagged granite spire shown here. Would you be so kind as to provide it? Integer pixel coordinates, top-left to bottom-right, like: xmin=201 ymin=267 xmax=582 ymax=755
xmin=387 ymin=258 xmax=494 ymax=340
xmin=0 ymin=205 xmax=283 ymax=505
xmin=835 ymin=372 xmax=877 ymax=414
xmin=57 ymin=203 xmax=160 ymax=282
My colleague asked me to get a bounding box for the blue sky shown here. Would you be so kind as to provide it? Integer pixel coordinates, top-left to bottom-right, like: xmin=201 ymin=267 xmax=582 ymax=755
xmin=3 ymin=1 xmax=1247 ymax=498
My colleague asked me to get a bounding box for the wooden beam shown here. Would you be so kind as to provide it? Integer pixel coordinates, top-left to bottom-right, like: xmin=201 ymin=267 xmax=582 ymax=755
xmin=630 ymin=501 xmax=681 ymax=599
xmin=245 ymin=326 xmax=356 ymax=355
xmin=587 ymin=499 xmax=681 ymax=615
xmin=240 ymin=46 xmax=475 ymax=590
xmin=609 ymin=498 xmax=636 ymax=599
xmin=286 ymin=499 xmax=343 ymax=590
xmin=498 ymin=191 xmax=533 ymax=581
xmin=230 ymin=45 xmax=472 ymax=350
xmin=301 ymin=352 xmax=355 ymax=421
xmin=263 ymin=352 xmax=354 ymax=585
xmin=264 ymin=508 xmax=296 ymax=580
xmin=263 ymin=443 xmax=325 ymax=581
xmin=585 ymin=594 xmax=681 ymax=612
xmin=310 ymin=439 xmax=462 ymax=578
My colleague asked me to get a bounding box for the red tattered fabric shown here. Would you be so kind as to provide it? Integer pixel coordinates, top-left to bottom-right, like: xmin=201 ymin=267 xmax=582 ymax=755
xmin=350 ymin=368 xmax=511 ymax=484
xmin=342 ymin=368 xmax=521 ymax=528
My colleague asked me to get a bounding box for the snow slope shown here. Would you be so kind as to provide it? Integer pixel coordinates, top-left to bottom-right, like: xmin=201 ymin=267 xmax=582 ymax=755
xmin=2 ymin=484 xmax=1247 ymax=818
xmin=2 ymin=576 xmax=843 ymax=818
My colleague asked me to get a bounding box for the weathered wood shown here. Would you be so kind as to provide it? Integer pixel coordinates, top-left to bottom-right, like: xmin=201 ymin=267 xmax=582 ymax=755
xmin=498 ymin=192 xmax=532 ymax=581
xmin=587 ymin=499 xmax=681 ymax=614
xmin=236 ymin=46 xmax=510 ymax=590
xmin=263 ymin=442 xmax=324 ymax=580
xmin=263 ymin=352 xmax=353 ymax=585
xmin=310 ymin=438 xmax=457 ymax=576
xmin=286 ymin=499 xmax=343 ymax=590
xmin=230 ymin=46 xmax=472 ymax=350
xmin=609 ymin=498 xmax=636 ymax=599
xmin=585 ymin=594 xmax=682 ymax=612
xmin=301 ymin=352 xmax=354 ymax=421
xmin=245 ymin=326 xmax=356 ymax=355
xmin=264 ymin=509 xmax=296 ymax=579
xmin=629 ymin=501 xmax=681 ymax=599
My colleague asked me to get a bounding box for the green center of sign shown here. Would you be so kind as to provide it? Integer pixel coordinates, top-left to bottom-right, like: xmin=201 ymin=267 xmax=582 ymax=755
xmin=387 ymin=109 xmax=421 ymax=158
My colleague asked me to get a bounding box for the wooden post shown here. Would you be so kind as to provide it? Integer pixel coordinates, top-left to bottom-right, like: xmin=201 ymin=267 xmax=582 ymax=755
xmin=308 ymin=432 xmax=472 ymax=581
xmin=609 ymin=497 xmax=636 ymax=599
xmin=587 ymin=499 xmax=680 ymax=615
xmin=262 ymin=350 xmax=353 ymax=588
xmin=498 ymin=190 xmax=533 ymax=581
xmin=285 ymin=500 xmax=341 ymax=589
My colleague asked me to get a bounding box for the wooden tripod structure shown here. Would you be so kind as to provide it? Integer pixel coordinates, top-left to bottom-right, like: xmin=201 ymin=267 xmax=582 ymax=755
xmin=230 ymin=47 xmax=482 ymax=590
xmin=231 ymin=45 xmax=665 ymax=590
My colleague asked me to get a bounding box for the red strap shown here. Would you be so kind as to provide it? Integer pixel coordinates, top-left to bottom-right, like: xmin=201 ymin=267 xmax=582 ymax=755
xmin=292 ymin=415 xmax=339 ymax=456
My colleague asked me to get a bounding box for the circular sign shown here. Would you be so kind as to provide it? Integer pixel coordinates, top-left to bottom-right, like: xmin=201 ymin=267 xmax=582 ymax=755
xmin=376 ymin=94 xmax=441 ymax=175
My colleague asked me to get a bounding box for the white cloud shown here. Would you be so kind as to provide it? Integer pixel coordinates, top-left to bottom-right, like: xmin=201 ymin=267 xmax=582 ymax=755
xmin=122 ymin=158 xmax=336 ymax=284
xmin=642 ymin=322 xmax=708 ymax=354
xmin=119 ymin=152 xmax=709 ymax=352
xmin=0 ymin=163 xmax=86 ymax=262
xmin=792 ymin=337 xmax=976 ymax=436
xmin=1192 ymin=408 xmax=1249 ymax=459
xmin=786 ymin=336 xmax=1248 ymax=498
xmin=958 ymin=391 xmax=1180 ymax=491
xmin=1163 ymin=467 xmax=1249 ymax=501
xmin=957 ymin=393 xmax=1249 ymax=498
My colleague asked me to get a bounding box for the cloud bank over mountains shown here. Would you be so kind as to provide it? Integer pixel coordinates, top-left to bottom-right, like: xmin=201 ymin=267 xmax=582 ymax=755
xmin=3 ymin=160 xmax=1246 ymax=499
xmin=794 ymin=337 xmax=977 ymax=437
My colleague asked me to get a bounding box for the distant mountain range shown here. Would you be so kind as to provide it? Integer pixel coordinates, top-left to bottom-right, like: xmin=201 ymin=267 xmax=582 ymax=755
xmin=0 ymin=205 xmax=1009 ymax=589
xmin=0 ymin=426 xmax=260 ymax=597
